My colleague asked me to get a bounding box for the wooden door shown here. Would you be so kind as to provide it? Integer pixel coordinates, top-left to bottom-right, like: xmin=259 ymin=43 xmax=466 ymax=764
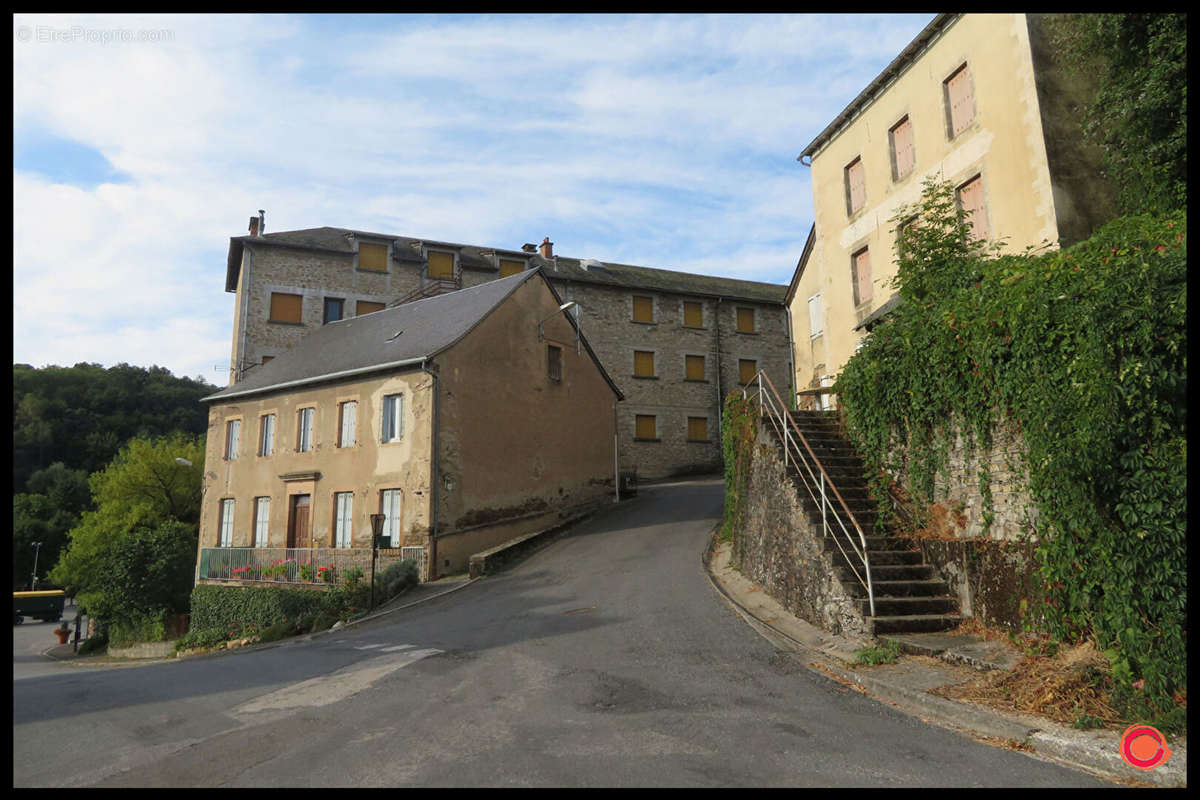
xmin=288 ymin=494 xmax=311 ymax=549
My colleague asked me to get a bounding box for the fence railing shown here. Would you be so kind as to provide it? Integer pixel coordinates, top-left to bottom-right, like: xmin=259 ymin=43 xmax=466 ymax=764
xmin=198 ymin=547 xmax=427 ymax=586
xmin=743 ymin=371 xmax=875 ymax=617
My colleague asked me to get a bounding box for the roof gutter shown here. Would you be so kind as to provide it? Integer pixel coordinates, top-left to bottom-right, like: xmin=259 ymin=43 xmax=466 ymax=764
xmin=203 ymin=356 xmax=429 ymax=404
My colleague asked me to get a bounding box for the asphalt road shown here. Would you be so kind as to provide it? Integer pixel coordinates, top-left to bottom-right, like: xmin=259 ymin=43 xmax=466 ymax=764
xmin=13 ymin=477 xmax=1106 ymax=787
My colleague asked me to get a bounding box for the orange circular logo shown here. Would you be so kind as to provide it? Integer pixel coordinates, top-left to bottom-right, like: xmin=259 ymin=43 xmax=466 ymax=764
xmin=1119 ymin=724 xmax=1172 ymax=771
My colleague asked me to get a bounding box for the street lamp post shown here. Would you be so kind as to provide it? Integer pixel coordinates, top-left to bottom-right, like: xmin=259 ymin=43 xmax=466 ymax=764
xmin=369 ymin=514 xmax=386 ymax=612
xmin=30 ymin=541 xmax=43 ymax=591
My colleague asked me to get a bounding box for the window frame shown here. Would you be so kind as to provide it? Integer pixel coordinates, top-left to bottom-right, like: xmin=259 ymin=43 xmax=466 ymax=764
xmin=687 ymin=416 xmax=709 ymax=442
xmin=296 ymin=406 xmax=314 ymax=453
xmin=498 ymin=258 xmax=526 ymax=278
xmin=258 ymin=413 xmax=275 ymax=457
xmin=380 ymin=488 xmax=403 ymax=547
xmin=808 ymin=294 xmax=823 ymax=339
xmin=844 ymin=156 xmax=866 ymax=217
xmin=851 ymin=246 xmax=873 ymax=307
xmin=684 ymin=353 xmax=707 ymax=382
xmin=682 ymin=300 xmax=704 ymax=328
xmin=956 ymin=173 xmax=990 ymax=243
xmin=631 ymin=294 xmax=655 ymax=324
xmin=224 ymin=418 xmax=241 ymax=461
xmin=333 ymin=491 xmax=354 ymax=548
xmin=253 ymin=496 xmax=270 ymax=548
xmin=943 ymin=62 xmax=976 ymax=140
xmin=218 ymin=498 xmax=235 ymax=547
xmin=268 ymin=292 xmax=304 ymax=325
xmin=634 ymin=414 xmax=658 ymax=442
xmin=356 ymin=240 xmax=391 ymax=273
xmin=735 ymin=306 xmax=757 ymax=333
xmin=382 ymin=393 xmax=404 ymax=443
xmin=425 ymin=249 xmax=457 ymax=280
xmin=356 ymin=300 xmax=386 ymax=316
xmin=547 ymin=344 xmax=563 ymax=382
xmin=338 ymin=401 xmax=357 ymax=448
xmin=889 ymin=115 xmax=915 ymax=181
xmin=738 ymin=358 xmax=758 ymax=385
xmin=633 ymin=350 xmax=656 ymax=378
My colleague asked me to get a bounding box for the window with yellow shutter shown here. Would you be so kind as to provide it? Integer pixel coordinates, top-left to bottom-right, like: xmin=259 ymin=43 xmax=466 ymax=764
xmin=634 ymin=350 xmax=655 ymax=377
xmin=635 ymin=415 xmax=657 ymax=440
xmin=736 ymin=307 xmax=756 ymax=333
xmin=739 ymin=359 xmax=757 ymax=384
xmin=269 ymin=292 xmax=303 ymax=324
xmin=687 ymin=417 xmax=708 ymax=442
xmin=683 ymin=301 xmax=703 ymax=327
xmin=499 ymin=259 xmax=525 ymax=278
xmin=427 ymin=251 xmax=454 ymax=279
xmin=356 ymin=300 xmax=386 ymax=316
xmin=358 ymin=242 xmax=388 ymax=272
xmin=685 ymin=355 xmax=705 ymax=381
xmin=632 ymin=295 xmax=653 ymax=323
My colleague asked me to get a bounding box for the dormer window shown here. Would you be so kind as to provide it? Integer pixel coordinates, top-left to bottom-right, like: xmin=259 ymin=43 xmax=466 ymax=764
xmin=427 ymin=250 xmax=455 ymax=280
xmin=499 ymin=258 xmax=526 ymax=278
xmin=357 ymin=241 xmax=389 ymax=273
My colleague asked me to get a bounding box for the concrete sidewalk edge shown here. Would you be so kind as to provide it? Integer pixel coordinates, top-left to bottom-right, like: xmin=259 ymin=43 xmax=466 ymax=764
xmin=702 ymin=528 xmax=1185 ymax=788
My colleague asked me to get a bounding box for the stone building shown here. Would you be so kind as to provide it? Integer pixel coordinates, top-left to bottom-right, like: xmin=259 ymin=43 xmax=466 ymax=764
xmin=225 ymin=218 xmax=791 ymax=480
xmin=198 ymin=269 xmax=622 ymax=581
xmin=788 ymin=13 xmax=1116 ymax=401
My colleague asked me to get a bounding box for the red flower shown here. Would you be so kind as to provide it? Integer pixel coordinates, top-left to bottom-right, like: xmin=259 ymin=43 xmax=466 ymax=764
xmin=1155 ymin=244 xmax=1167 ymax=253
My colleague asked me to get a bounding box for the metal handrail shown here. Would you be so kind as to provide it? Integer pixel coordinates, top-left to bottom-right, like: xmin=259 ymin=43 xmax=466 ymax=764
xmin=390 ymin=278 xmax=461 ymax=307
xmin=742 ymin=371 xmax=875 ymax=617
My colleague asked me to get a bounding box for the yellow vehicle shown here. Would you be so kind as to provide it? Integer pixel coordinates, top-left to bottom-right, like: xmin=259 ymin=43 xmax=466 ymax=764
xmin=13 ymin=590 xmax=66 ymax=625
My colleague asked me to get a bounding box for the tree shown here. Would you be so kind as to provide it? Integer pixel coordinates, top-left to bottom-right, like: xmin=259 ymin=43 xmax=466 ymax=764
xmin=49 ymin=433 xmax=204 ymax=603
xmin=1046 ymin=13 xmax=1187 ymax=214
xmin=87 ymin=520 xmax=196 ymax=639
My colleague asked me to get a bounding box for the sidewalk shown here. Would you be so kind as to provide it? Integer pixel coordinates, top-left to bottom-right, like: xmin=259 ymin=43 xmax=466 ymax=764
xmin=705 ymin=537 xmax=1186 ymax=788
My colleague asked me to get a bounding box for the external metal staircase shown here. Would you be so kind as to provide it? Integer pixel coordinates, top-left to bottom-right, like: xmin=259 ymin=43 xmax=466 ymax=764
xmin=744 ymin=373 xmax=961 ymax=636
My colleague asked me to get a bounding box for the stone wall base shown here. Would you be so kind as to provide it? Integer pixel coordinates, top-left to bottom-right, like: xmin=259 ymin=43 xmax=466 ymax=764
xmin=909 ymin=537 xmax=1045 ymax=630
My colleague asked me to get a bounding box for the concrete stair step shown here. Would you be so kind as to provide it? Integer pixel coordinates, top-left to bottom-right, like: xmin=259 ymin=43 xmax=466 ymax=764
xmin=860 ymin=595 xmax=958 ymax=617
xmin=831 ymin=548 xmax=924 ymax=567
xmin=870 ymin=614 xmax=963 ymax=635
xmin=840 ymin=564 xmax=935 ymax=582
xmin=844 ymin=579 xmax=952 ymax=598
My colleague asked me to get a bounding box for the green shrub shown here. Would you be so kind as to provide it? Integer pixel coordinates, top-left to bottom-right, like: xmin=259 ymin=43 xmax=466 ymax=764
xmin=377 ymin=559 xmax=419 ymax=602
xmin=77 ymin=631 xmax=108 ymax=655
xmin=720 ymin=392 xmax=758 ymax=554
xmin=108 ymin=612 xmax=167 ymax=649
xmin=854 ymin=641 xmax=901 ymax=666
xmin=173 ymin=626 xmax=228 ymax=652
xmin=189 ymin=584 xmax=326 ymax=634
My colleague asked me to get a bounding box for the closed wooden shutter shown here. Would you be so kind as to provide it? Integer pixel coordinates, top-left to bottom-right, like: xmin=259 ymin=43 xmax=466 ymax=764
xmin=358 ymin=242 xmax=388 ymax=272
xmin=891 ymin=117 xmax=915 ymax=179
xmin=632 ymin=295 xmax=653 ymax=322
xmin=635 ymin=415 xmax=657 ymax=439
xmin=381 ymin=489 xmax=402 ymax=544
xmin=683 ymin=301 xmax=703 ymax=327
xmin=846 ymin=158 xmax=866 ymax=215
xmin=634 ymin=351 xmax=655 ymax=377
xmin=853 ymin=248 xmax=873 ymax=306
xmin=254 ymin=497 xmax=270 ymax=548
xmin=736 ymin=307 xmax=755 ymax=332
xmin=808 ymin=294 xmax=823 ymax=338
xmin=499 ymin=259 xmax=525 ymax=278
xmin=339 ymin=401 xmax=356 ymax=447
xmin=547 ymin=345 xmax=562 ymax=381
xmin=356 ymin=301 xmax=385 ymax=316
xmin=219 ymin=499 xmax=234 ymax=547
xmin=946 ymin=64 xmax=975 ymax=137
xmin=427 ymin=251 xmax=454 ymax=279
xmin=957 ymin=176 xmax=989 ymax=242
xmin=739 ymin=359 xmax=757 ymax=384
xmin=334 ymin=492 xmax=353 ymax=548
xmin=687 ymin=417 xmax=708 ymax=441
xmin=269 ymin=292 xmax=303 ymax=323
xmin=685 ymin=355 xmax=705 ymax=380
xmin=259 ymin=413 xmax=275 ymax=456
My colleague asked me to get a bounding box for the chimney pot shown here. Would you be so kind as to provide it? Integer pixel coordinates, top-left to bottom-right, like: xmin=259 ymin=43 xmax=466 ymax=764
xmin=522 ymin=243 xmax=537 ymax=253
xmin=539 ymin=237 xmax=553 ymax=259
xmin=258 ymin=209 xmax=265 ymax=237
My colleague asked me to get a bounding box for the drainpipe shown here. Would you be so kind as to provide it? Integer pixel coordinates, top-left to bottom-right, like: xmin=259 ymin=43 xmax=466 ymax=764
xmin=421 ymin=359 xmax=440 ymax=581
xmin=613 ymin=400 xmax=620 ymax=503
xmin=784 ymin=305 xmax=797 ymax=410
xmin=714 ymin=297 xmax=724 ymax=437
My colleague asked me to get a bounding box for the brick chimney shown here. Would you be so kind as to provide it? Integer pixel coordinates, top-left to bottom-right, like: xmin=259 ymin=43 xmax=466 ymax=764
xmin=539 ymin=237 xmax=553 ymax=259
xmin=248 ymin=209 xmax=265 ymax=237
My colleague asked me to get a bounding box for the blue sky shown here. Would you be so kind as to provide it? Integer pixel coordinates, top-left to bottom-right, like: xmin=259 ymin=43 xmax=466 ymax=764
xmin=13 ymin=13 xmax=934 ymax=384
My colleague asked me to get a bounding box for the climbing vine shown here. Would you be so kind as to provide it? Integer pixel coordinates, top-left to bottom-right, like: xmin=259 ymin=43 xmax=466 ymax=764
xmin=720 ymin=391 xmax=758 ymax=559
xmin=835 ymin=179 xmax=1186 ymax=722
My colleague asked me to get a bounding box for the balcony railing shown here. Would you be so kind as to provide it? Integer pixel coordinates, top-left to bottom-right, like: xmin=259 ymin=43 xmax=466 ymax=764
xmin=198 ymin=546 xmax=427 ymax=586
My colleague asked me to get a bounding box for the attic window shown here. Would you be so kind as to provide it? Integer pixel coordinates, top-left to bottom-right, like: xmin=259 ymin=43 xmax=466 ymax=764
xmin=499 ymin=259 xmax=525 ymax=278
xmin=358 ymin=242 xmax=389 ymax=272
xmin=427 ymin=251 xmax=454 ymax=280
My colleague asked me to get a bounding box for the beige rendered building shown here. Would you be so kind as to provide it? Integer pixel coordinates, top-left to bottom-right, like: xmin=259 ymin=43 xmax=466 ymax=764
xmin=225 ymin=222 xmax=791 ymax=480
xmin=198 ymin=269 xmax=622 ymax=581
xmin=788 ymin=13 xmax=1115 ymax=401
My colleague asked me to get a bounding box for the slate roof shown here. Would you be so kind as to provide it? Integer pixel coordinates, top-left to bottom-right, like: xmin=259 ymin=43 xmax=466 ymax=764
xmin=204 ymin=268 xmax=622 ymax=403
xmin=226 ymin=227 xmax=787 ymax=304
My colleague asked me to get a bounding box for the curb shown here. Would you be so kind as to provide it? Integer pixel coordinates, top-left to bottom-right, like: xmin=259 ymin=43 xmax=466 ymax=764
xmin=702 ymin=528 xmax=1186 ymax=787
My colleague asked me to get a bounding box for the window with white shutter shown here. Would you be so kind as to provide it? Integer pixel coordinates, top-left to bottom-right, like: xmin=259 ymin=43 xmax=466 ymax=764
xmin=254 ymin=497 xmax=270 ymax=548
xmin=338 ymin=401 xmax=357 ymax=448
xmin=382 ymin=394 xmax=404 ymax=442
xmin=334 ymin=492 xmax=354 ymax=548
xmin=381 ymin=489 xmax=403 ymax=547
xmin=219 ymin=499 xmax=235 ymax=547
xmin=808 ymin=294 xmax=823 ymax=339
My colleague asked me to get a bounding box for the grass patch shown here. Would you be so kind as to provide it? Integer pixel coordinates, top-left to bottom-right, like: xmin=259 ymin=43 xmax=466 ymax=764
xmin=854 ymin=640 xmax=901 ymax=666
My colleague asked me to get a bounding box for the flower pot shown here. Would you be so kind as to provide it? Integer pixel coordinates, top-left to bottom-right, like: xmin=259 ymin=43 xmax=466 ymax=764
xmin=55 ymin=629 xmax=71 ymax=644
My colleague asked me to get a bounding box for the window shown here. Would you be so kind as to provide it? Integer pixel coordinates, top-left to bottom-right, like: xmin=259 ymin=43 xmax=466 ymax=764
xmin=736 ymin=307 xmax=756 ymax=333
xmin=499 ymin=259 xmax=525 ymax=278
xmin=381 ymin=489 xmax=402 ymax=547
xmin=896 ymin=214 xmax=920 ymax=257
xmin=635 ymin=415 xmax=657 ymax=440
xmin=634 ymin=350 xmax=655 ymax=377
xmin=852 ymin=247 xmax=873 ymax=306
xmin=845 ymin=157 xmax=866 ymax=216
xmin=269 ymin=292 xmax=303 ymax=324
xmin=683 ymin=301 xmax=703 ymax=327
xmin=334 ymin=492 xmax=354 ymax=548
xmin=547 ymin=345 xmax=562 ymax=382
xmin=808 ymin=294 xmax=823 ymax=339
xmin=218 ymin=499 xmax=234 ymax=547
xmin=258 ymin=413 xmax=275 ymax=456
xmin=685 ymin=354 xmax=706 ymax=381
xmin=323 ymin=298 xmax=345 ymax=324
xmin=297 ymin=407 xmax=314 ymax=452
xmin=687 ymin=417 xmax=708 ymax=442
xmin=632 ymin=295 xmax=653 ymax=323
xmin=944 ymin=63 xmax=975 ymax=138
xmin=338 ymin=401 xmax=357 ymax=447
xmin=739 ymin=359 xmax=758 ymax=384
xmin=254 ymin=497 xmax=270 ymax=548
xmin=427 ymin=251 xmax=454 ymax=279
xmin=382 ymin=394 xmax=404 ymax=442
xmin=890 ymin=116 xmax=915 ymax=180
xmin=356 ymin=300 xmax=386 ymax=316
xmin=224 ymin=419 xmax=240 ymax=460
xmin=956 ymin=175 xmax=989 ymax=242
xmin=358 ymin=242 xmax=389 ymax=272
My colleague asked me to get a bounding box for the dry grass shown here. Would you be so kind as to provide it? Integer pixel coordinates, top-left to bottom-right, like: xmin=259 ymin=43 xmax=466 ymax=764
xmin=932 ymin=639 xmax=1124 ymax=728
